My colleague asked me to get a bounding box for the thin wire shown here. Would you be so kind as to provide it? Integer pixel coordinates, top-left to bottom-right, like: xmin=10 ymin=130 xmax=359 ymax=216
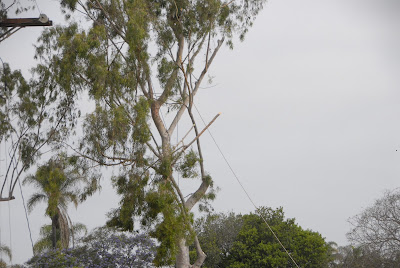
xmin=193 ymin=104 xmax=301 ymax=268
xmin=0 ymin=198 xmax=1 ymax=246
xmin=18 ymin=179 xmax=34 ymax=254
xmin=177 ymin=120 xmax=179 ymax=187
xmin=32 ymin=0 xmax=42 ymax=14
xmin=7 ymin=126 xmax=34 ymax=253
xmin=7 ymin=193 xmax=12 ymax=265
xmin=159 ymin=109 xmax=170 ymax=140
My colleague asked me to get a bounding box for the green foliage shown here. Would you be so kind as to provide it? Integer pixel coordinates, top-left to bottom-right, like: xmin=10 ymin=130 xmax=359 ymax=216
xmin=191 ymin=212 xmax=243 ymax=267
xmin=227 ymin=207 xmax=333 ymax=268
xmin=178 ymin=150 xmax=200 ymax=178
xmin=193 ymin=208 xmax=334 ymax=268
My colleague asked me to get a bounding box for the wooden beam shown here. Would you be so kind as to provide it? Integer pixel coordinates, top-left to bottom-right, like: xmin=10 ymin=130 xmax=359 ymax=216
xmin=0 ymin=18 xmax=52 ymax=27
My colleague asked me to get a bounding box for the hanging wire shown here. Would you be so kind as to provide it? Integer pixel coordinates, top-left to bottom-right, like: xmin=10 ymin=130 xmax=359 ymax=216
xmin=9 ymin=131 xmax=35 ymax=253
xmin=18 ymin=179 xmax=34 ymax=254
xmin=7 ymin=200 xmax=12 ymax=265
xmin=177 ymin=119 xmax=180 ymax=187
xmin=159 ymin=109 xmax=171 ymax=140
xmin=32 ymin=0 xmax=42 ymax=15
xmin=193 ymin=104 xmax=301 ymax=268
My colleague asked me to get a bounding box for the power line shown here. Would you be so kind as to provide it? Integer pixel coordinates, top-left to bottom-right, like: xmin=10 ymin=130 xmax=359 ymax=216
xmin=7 ymin=200 xmax=12 ymax=265
xmin=18 ymin=179 xmax=34 ymax=254
xmin=193 ymin=104 xmax=301 ymax=268
xmin=32 ymin=0 xmax=42 ymax=15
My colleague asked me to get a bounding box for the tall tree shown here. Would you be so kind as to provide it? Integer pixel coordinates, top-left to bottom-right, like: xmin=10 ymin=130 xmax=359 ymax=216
xmin=23 ymin=153 xmax=99 ymax=250
xmin=34 ymin=0 xmax=266 ymax=266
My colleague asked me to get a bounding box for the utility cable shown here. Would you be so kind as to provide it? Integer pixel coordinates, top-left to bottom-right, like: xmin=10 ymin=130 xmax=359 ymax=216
xmin=18 ymin=179 xmax=34 ymax=254
xmin=193 ymin=104 xmax=301 ymax=268
xmin=7 ymin=200 xmax=12 ymax=265
xmin=177 ymin=120 xmax=180 ymax=187
xmin=8 ymin=131 xmax=34 ymax=254
xmin=32 ymin=0 xmax=42 ymax=15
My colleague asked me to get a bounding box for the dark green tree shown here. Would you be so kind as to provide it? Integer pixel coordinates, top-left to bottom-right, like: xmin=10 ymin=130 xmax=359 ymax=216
xmin=191 ymin=212 xmax=244 ymax=267
xmin=23 ymin=153 xmax=99 ymax=250
xmin=32 ymin=0 xmax=267 ymax=266
xmin=225 ymin=207 xmax=333 ymax=268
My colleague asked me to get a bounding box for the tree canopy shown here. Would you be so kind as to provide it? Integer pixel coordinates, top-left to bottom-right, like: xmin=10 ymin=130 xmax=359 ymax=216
xmin=193 ymin=207 xmax=334 ymax=268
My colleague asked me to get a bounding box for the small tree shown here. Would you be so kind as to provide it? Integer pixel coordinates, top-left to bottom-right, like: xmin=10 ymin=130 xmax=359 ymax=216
xmin=23 ymin=153 xmax=99 ymax=250
xmin=347 ymin=189 xmax=400 ymax=260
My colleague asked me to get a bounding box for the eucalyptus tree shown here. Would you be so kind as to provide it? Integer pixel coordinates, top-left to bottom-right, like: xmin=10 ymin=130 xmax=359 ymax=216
xmin=23 ymin=153 xmax=99 ymax=250
xmin=0 ymin=58 xmax=79 ymax=202
xmin=35 ymin=0 xmax=266 ymax=266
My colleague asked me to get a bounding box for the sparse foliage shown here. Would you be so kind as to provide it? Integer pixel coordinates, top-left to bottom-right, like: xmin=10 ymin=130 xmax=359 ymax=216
xmin=347 ymin=189 xmax=400 ymax=261
xmin=0 ymin=244 xmax=12 ymax=265
xmin=0 ymin=58 xmax=79 ymax=201
xmin=330 ymin=245 xmax=400 ymax=268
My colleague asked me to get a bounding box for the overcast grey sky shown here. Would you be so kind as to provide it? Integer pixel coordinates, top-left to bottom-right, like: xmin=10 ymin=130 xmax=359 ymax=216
xmin=1 ymin=0 xmax=400 ymax=265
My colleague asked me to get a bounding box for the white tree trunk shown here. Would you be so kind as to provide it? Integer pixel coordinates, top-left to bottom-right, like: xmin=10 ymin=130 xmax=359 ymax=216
xmin=176 ymin=238 xmax=191 ymax=268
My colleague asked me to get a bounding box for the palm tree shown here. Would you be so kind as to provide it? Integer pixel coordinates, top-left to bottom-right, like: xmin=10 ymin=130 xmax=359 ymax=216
xmin=23 ymin=154 xmax=99 ymax=250
xmin=0 ymin=244 xmax=11 ymax=267
xmin=33 ymin=223 xmax=88 ymax=255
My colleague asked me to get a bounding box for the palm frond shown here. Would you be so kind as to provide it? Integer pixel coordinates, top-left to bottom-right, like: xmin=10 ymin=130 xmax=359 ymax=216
xmin=0 ymin=244 xmax=12 ymax=261
xmin=26 ymin=193 xmax=47 ymax=213
xmin=23 ymin=175 xmax=46 ymax=191
xmin=33 ymin=236 xmax=52 ymax=255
